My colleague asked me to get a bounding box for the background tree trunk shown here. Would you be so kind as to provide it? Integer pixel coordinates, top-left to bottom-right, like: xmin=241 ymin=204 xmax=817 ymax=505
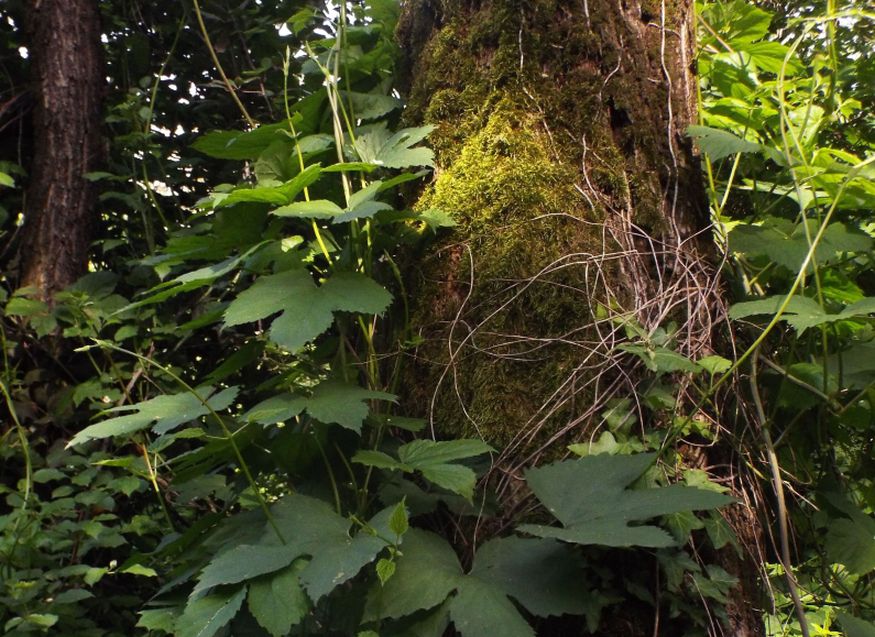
xmin=20 ymin=0 xmax=103 ymax=299
xmin=398 ymin=0 xmax=764 ymax=634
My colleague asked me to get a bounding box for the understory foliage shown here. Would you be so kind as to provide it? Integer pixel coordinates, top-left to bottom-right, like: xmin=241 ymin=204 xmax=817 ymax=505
xmin=693 ymin=0 xmax=875 ymax=634
xmin=0 ymin=1 xmax=872 ymax=636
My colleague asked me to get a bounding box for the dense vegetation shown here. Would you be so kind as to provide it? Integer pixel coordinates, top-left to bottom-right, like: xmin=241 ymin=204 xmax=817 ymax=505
xmin=0 ymin=0 xmax=872 ymax=636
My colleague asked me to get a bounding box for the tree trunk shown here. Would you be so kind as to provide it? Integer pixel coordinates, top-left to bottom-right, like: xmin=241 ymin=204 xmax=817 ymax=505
xmin=398 ymin=0 xmax=764 ymax=634
xmin=20 ymin=0 xmax=103 ymax=299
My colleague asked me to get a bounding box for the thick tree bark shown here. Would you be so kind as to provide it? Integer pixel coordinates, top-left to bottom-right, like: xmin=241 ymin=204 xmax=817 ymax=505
xmin=398 ymin=1 xmax=764 ymax=634
xmin=20 ymin=0 xmax=103 ymax=299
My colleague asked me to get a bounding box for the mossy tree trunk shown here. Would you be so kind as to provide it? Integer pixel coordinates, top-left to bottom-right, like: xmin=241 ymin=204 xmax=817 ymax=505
xmin=398 ymin=1 xmax=763 ymax=635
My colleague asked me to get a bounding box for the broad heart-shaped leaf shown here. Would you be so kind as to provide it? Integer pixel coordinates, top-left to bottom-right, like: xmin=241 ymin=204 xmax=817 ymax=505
xmin=245 ymin=381 xmax=395 ymax=433
xmin=518 ymin=453 xmax=733 ymax=548
xmin=353 ymin=123 xmax=435 ymax=168
xmin=175 ymin=586 xmax=246 ymax=637
xmin=687 ymin=125 xmax=761 ymax=161
xmin=248 ymin=560 xmax=309 ymax=637
xmin=368 ymin=531 xmax=586 ymax=637
xmin=223 ymin=269 xmax=392 ymax=352
xmin=68 ymin=386 xmax=238 ymax=447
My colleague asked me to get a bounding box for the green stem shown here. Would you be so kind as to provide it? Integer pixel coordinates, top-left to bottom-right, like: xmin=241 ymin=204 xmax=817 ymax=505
xmin=192 ymin=0 xmax=255 ymax=128
xmin=750 ymin=353 xmax=810 ymax=637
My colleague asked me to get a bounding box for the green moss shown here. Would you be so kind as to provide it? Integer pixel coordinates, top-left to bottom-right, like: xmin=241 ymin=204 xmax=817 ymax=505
xmin=406 ymin=97 xmax=609 ymax=446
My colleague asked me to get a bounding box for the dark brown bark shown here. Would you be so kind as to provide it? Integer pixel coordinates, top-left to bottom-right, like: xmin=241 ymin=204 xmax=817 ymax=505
xmin=398 ymin=0 xmax=765 ymax=634
xmin=20 ymin=0 xmax=103 ymax=299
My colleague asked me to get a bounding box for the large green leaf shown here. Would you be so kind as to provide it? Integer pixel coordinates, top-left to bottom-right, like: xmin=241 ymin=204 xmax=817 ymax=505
xmin=730 ymin=295 xmax=875 ymax=333
xmin=707 ymin=0 xmax=772 ymax=43
xmin=245 ymin=381 xmax=395 ymax=433
xmin=193 ymin=495 xmax=394 ymax=613
xmin=418 ymin=463 xmax=478 ymax=500
xmin=396 ymin=439 xmax=494 ymax=467
xmin=68 ymin=386 xmax=238 ymax=447
xmin=193 ymin=118 xmax=302 ymax=159
xmin=264 ymin=495 xmax=390 ymax=601
xmin=298 ymin=513 xmax=387 ymax=601
xmin=839 ymin=613 xmax=875 ymax=637
xmin=729 ymin=295 xmax=826 ymax=331
xmin=217 ymin=164 xmax=323 ymax=208
xmin=729 ymin=220 xmax=872 ymax=270
xmin=470 ymin=537 xmax=588 ymax=617
xmin=687 ymin=125 xmax=761 ymax=161
xmin=353 ymin=123 xmax=435 ymax=168
xmin=824 ymin=342 xmax=875 ymax=390
xmin=272 ymin=199 xmax=345 ymax=219
xmin=193 ymin=545 xmax=299 ymax=596
xmin=243 ymin=394 xmax=308 ymax=425
xmin=271 ymin=179 xmax=392 ymax=224
xmin=354 ymin=439 xmax=493 ymax=498
xmin=254 ymin=140 xmax=297 ymax=183
xmin=304 ymin=381 xmax=395 ymax=432
xmin=368 ymin=529 xmax=461 ymax=620
xmin=175 ymin=587 xmax=246 ymax=637
xmin=368 ymin=530 xmax=587 ymax=637
xmin=341 ymin=91 xmax=402 ymax=120
xmin=223 ymin=269 xmax=392 ymax=351
xmin=517 ymin=453 xmax=732 ymax=548
xmin=247 ymin=561 xmax=309 ymax=637
xmin=449 ymin=578 xmax=534 ymax=637
xmin=741 ymin=41 xmax=801 ymax=74
xmin=121 ymin=241 xmax=270 ymax=312
xmin=825 ymin=493 xmax=875 ymax=575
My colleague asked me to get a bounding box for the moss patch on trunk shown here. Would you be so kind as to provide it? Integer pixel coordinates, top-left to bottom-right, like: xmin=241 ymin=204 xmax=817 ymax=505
xmin=398 ymin=0 xmax=701 ymax=449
